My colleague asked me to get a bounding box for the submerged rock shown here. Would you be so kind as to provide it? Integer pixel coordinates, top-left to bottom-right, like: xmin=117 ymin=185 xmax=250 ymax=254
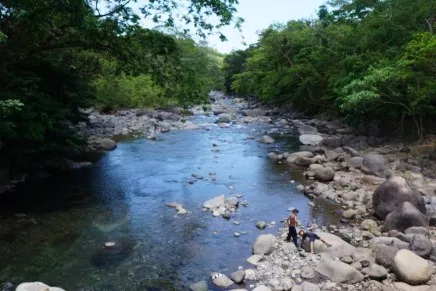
xmin=189 ymin=280 xmax=208 ymax=291
xmin=90 ymin=240 xmax=136 ymax=267
xmin=92 ymin=214 xmax=129 ymax=232
xmin=258 ymin=135 xmax=275 ymax=144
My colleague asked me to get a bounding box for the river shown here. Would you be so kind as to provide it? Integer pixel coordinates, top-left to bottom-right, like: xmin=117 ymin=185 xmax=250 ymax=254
xmin=0 ymin=109 xmax=341 ymax=290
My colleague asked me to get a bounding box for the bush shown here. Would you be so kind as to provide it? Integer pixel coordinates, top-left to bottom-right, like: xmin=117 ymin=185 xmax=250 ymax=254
xmin=94 ymin=73 xmax=176 ymax=111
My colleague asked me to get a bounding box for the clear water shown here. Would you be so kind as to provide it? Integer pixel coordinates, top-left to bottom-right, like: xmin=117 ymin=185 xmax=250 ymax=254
xmin=0 ymin=115 xmax=341 ymax=290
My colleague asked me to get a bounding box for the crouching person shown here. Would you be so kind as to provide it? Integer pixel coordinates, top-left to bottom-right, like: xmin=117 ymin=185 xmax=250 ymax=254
xmin=298 ymin=229 xmax=331 ymax=254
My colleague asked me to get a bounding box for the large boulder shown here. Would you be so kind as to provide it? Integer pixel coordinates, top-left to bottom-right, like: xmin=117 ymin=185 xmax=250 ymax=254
xmin=314 ymin=167 xmax=335 ymax=182
xmin=302 ymin=232 xmax=356 ymax=258
xmin=216 ymin=113 xmax=232 ymax=123
xmin=96 ymin=138 xmax=117 ymax=151
xmin=361 ymin=153 xmax=389 ymax=177
xmin=299 ymin=134 xmax=323 ymax=146
xmin=315 ymin=259 xmax=364 ymax=284
xmin=16 ymin=282 xmax=65 ymax=291
xmin=375 ymin=245 xmax=398 ymax=268
xmin=382 ymin=202 xmax=429 ymax=232
xmin=253 ymin=234 xmax=276 ymax=255
xmin=392 ymin=249 xmax=432 ymax=285
xmin=373 ymin=176 xmax=426 ymax=220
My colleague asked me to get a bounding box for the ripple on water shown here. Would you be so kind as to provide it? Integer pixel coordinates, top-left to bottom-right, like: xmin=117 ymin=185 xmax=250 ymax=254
xmin=0 ymin=113 xmax=342 ymax=290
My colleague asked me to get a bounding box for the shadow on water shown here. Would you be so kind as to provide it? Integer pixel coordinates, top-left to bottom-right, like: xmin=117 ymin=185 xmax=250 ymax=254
xmin=0 ymin=119 xmax=342 ymax=290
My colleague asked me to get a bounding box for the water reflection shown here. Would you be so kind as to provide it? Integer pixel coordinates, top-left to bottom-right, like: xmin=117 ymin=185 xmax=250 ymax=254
xmin=0 ymin=118 xmax=341 ymax=290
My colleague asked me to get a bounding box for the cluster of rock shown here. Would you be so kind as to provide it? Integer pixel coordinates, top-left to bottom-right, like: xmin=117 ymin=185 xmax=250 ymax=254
xmin=204 ymin=220 xmax=436 ymax=291
xmin=77 ymin=107 xmax=201 ymax=139
xmin=202 ymin=194 xmax=246 ymax=219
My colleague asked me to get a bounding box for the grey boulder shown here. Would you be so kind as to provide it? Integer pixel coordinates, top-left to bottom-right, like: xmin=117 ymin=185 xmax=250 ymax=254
xmin=361 ymin=153 xmax=389 ymax=177
xmin=374 ymin=244 xmax=398 ymax=268
xmin=373 ymin=176 xmax=426 ymax=220
xmin=315 ymin=259 xmax=364 ymax=284
xmin=362 ymin=264 xmax=388 ymax=280
xmin=230 ymin=270 xmax=245 ymax=284
xmin=382 ymin=201 xmax=429 ymax=232
xmin=409 ymin=234 xmax=433 ymax=257
xmin=314 ymin=166 xmax=335 ymax=182
xmin=252 ymin=234 xmax=276 ymax=255
xmin=299 ymin=134 xmax=323 ymax=146
xmin=346 ymin=157 xmax=363 ymax=169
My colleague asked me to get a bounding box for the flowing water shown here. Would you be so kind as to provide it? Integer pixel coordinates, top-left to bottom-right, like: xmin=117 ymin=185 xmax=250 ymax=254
xmin=0 ymin=112 xmax=341 ymax=290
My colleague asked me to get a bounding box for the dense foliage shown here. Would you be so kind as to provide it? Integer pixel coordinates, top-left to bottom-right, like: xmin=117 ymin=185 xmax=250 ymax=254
xmin=225 ymin=0 xmax=436 ymax=139
xmin=0 ymin=0 xmax=234 ymax=177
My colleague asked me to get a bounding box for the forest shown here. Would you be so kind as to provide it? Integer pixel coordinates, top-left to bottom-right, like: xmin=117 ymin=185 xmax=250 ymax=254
xmin=224 ymin=0 xmax=436 ymax=140
xmin=0 ymin=0 xmax=239 ymax=178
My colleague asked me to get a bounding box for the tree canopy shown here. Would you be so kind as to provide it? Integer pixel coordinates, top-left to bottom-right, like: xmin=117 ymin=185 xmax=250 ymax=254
xmin=0 ymin=0 xmax=233 ymax=177
xmin=225 ymin=0 xmax=435 ymax=139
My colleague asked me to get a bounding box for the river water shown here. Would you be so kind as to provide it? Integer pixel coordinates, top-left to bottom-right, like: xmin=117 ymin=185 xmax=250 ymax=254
xmin=0 ymin=112 xmax=340 ymax=290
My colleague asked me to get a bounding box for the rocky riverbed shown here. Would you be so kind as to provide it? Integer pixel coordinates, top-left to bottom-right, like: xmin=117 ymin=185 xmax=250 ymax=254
xmin=8 ymin=92 xmax=436 ymax=290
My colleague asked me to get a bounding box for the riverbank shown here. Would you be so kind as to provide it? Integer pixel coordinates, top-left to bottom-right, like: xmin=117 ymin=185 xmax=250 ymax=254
xmin=180 ymin=94 xmax=436 ymax=290
xmin=4 ymin=92 xmax=436 ymax=290
xmin=79 ymin=92 xmax=436 ymax=290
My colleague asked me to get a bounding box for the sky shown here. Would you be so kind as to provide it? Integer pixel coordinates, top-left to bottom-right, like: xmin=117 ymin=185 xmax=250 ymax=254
xmin=131 ymin=0 xmax=327 ymax=53
xmin=207 ymin=0 xmax=327 ymax=53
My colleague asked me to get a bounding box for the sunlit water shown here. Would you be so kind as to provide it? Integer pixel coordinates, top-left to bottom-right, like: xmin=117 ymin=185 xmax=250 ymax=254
xmin=0 ymin=114 xmax=341 ymax=290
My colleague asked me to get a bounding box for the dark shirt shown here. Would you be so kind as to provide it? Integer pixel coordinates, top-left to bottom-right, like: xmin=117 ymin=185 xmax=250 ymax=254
xmin=302 ymin=232 xmax=320 ymax=242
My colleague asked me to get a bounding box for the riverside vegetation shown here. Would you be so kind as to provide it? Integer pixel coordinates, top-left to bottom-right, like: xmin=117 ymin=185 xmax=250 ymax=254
xmin=1 ymin=0 xmax=436 ymax=291
xmin=0 ymin=0 xmax=240 ymax=186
